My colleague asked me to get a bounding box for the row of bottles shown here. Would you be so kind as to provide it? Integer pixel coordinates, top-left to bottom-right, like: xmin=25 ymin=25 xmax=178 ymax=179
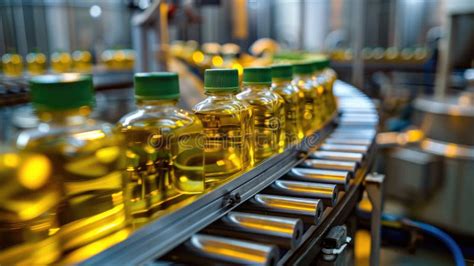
xmin=1 ymin=49 xmax=135 ymax=77
xmin=0 ymin=58 xmax=337 ymax=263
xmin=171 ymin=40 xmax=261 ymax=76
xmin=330 ymin=47 xmax=430 ymax=63
xmin=2 ymin=51 xmax=93 ymax=77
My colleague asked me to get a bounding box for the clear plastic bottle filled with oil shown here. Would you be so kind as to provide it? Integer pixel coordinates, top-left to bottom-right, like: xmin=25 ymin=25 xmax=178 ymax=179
xmin=50 ymin=51 xmax=72 ymax=73
xmin=321 ymin=58 xmax=338 ymax=113
xmin=16 ymin=74 xmax=128 ymax=256
xmin=193 ymin=69 xmax=254 ymax=187
xmin=1 ymin=53 xmax=23 ymax=77
xmin=117 ymin=72 xmax=204 ymax=224
xmin=0 ymin=149 xmax=61 ymax=264
xmin=72 ymin=50 xmax=93 ymax=73
xmin=237 ymin=67 xmax=285 ymax=161
xmin=271 ymin=64 xmax=305 ymax=146
xmin=26 ymin=51 xmax=47 ymax=76
xmin=311 ymin=60 xmax=329 ymax=123
xmin=292 ymin=62 xmax=321 ymax=135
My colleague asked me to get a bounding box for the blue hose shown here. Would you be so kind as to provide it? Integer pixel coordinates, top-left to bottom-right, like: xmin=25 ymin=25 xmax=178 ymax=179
xmin=381 ymin=213 xmax=465 ymax=266
xmin=404 ymin=219 xmax=465 ymax=266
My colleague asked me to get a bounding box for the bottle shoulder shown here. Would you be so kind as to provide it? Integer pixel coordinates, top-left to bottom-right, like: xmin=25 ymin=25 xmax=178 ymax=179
xmin=272 ymin=84 xmax=301 ymax=97
xmin=314 ymin=75 xmax=328 ymax=86
xmin=237 ymin=88 xmax=284 ymax=107
xmin=118 ymin=107 xmax=200 ymax=130
xmin=16 ymin=119 xmax=120 ymax=151
xmin=293 ymin=78 xmax=315 ymax=91
xmin=193 ymin=96 xmax=248 ymax=114
xmin=294 ymin=78 xmax=318 ymax=97
xmin=324 ymin=68 xmax=337 ymax=76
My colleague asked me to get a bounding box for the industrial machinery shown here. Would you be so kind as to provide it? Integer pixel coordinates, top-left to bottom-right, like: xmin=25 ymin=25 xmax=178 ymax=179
xmin=384 ymin=92 xmax=474 ymax=236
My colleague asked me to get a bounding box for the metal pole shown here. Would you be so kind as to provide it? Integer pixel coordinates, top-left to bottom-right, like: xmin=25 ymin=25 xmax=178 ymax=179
xmin=352 ymin=0 xmax=365 ymax=89
xmin=364 ymin=173 xmax=385 ymax=266
xmin=132 ymin=24 xmax=149 ymax=72
xmin=157 ymin=0 xmax=169 ymax=71
xmin=299 ymin=0 xmax=306 ymax=50
xmin=131 ymin=0 xmax=169 ymax=72
xmin=434 ymin=15 xmax=453 ymax=98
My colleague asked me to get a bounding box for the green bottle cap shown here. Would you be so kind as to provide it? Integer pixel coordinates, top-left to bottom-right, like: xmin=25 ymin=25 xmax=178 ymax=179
xmin=242 ymin=67 xmax=271 ymax=85
xmin=134 ymin=72 xmax=180 ymax=100
xmin=271 ymin=64 xmax=293 ymax=80
xmin=292 ymin=61 xmax=313 ymax=74
xmin=204 ymin=69 xmax=239 ymax=92
xmin=29 ymin=73 xmax=93 ymax=111
xmin=311 ymin=60 xmax=325 ymax=71
xmin=321 ymin=58 xmax=330 ymax=68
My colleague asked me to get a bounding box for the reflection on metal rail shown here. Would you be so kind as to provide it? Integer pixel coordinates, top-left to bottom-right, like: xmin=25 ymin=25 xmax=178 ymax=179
xmin=287 ymin=168 xmax=350 ymax=191
xmin=204 ymin=212 xmax=303 ymax=249
xmin=239 ymin=194 xmax=324 ymax=225
xmin=162 ymin=234 xmax=279 ymax=265
xmin=264 ymin=180 xmax=339 ymax=207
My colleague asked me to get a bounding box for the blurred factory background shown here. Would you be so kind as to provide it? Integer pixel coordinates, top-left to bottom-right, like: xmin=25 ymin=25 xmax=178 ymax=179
xmin=2 ymin=0 xmax=473 ymax=92
xmin=1 ymin=0 xmax=474 ymax=265
xmin=0 ymin=0 xmax=453 ymax=54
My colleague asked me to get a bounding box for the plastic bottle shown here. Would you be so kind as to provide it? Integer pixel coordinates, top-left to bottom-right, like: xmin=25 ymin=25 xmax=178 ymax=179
xmin=1 ymin=53 xmax=23 ymax=77
xmin=16 ymin=74 xmax=128 ymax=255
xmin=50 ymin=51 xmax=72 ymax=73
xmin=0 ymin=149 xmax=61 ymax=264
xmin=321 ymin=58 xmax=337 ymax=114
xmin=26 ymin=52 xmax=47 ymax=75
xmin=193 ymin=69 xmax=254 ymax=186
xmin=72 ymin=50 xmax=93 ymax=73
xmin=311 ymin=60 xmax=329 ymax=123
xmin=117 ymin=72 xmax=204 ymax=224
xmin=271 ymin=64 xmax=305 ymax=145
xmin=292 ymin=62 xmax=320 ymax=135
xmin=237 ymin=67 xmax=285 ymax=161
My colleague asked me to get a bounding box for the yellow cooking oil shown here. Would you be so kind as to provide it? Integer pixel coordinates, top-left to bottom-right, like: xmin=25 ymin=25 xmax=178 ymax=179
xmin=1 ymin=53 xmax=23 ymax=77
xmin=117 ymin=72 xmax=204 ymax=223
xmin=72 ymin=50 xmax=93 ymax=73
xmin=50 ymin=51 xmax=72 ymax=73
xmin=311 ymin=60 xmax=329 ymax=123
xmin=292 ymin=61 xmax=320 ymax=135
xmin=201 ymin=42 xmax=222 ymax=69
xmin=321 ymin=58 xmax=338 ymax=113
xmin=193 ymin=69 xmax=254 ymax=187
xmin=16 ymin=74 xmax=128 ymax=255
xmin=26 ymin=52 xmax=47 ymax=75
xmin=271 ymin=64 xmax=304 ymax=145
xmin=237 ymin=67 xmax=285 ymax=161
xmin=0 ymin=149 xmax=61 ymax=265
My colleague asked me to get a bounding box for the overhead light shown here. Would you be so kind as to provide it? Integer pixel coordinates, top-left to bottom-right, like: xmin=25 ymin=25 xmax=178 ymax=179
xmin=89 ymin=5 xmax=102 ymax=18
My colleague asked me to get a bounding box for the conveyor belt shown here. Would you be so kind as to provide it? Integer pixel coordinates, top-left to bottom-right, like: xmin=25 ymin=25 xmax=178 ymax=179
xmin=81 ymin=80 xmax=378 ymax=265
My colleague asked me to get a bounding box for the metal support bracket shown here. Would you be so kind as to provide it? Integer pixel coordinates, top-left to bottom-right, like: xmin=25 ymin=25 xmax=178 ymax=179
xmin=364 ymin=173 xmax=385 ymax=266
xmin=321 ymin=237 xmax=352 ymax=261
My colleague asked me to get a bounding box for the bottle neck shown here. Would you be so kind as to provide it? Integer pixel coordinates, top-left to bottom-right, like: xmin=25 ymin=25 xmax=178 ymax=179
xmin=272 ymin=78 xmax=292 ymax=87
xmin=293 ymin=73 xmax=312 ymax=81
xmin=312 ymin=70 xmax=322 ymax=77
xmin=242 ymin=83 xmax=270 ymax=91
xmin=136 ymin=99 xmax=178 ymax=109
xmin=37 ymin=106 xmax=91 ymax=125
xmin=205 ymin=90 xmax=236 ymax=100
